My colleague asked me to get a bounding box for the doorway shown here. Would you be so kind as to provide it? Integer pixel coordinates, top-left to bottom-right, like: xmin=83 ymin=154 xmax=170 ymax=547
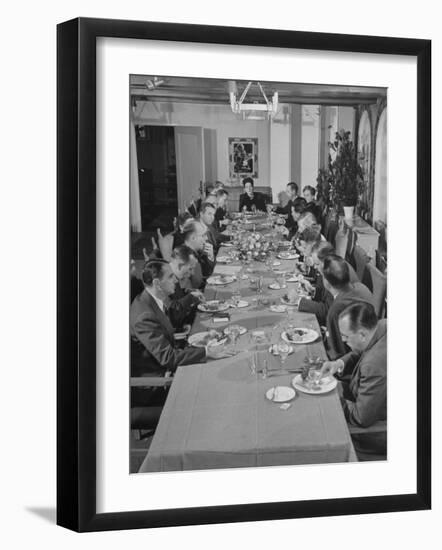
xmin=135 ymin=125 xmax=178 ymax=234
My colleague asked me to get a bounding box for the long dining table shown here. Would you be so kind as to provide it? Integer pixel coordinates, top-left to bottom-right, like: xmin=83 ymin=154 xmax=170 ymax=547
xmin=139 ymin=218 xmax=356 ymax=472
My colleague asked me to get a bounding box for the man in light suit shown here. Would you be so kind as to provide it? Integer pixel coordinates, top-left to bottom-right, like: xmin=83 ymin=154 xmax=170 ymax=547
xmin=321 ymin=301 xmax=387 ymax=457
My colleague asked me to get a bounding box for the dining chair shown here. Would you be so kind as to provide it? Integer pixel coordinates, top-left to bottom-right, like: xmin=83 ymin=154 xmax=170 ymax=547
xmin=349 ymin=420 xmax=387 ymax=461
xmin=345 ymin=227 xmax=358 ymax=268
xmin=352 ymin=244 xmax=370 ymax=281
xmin=365 ymin=263 xmax=387 ymax=318
xmin=130 ymin=373 xmax=173 ymax=440
xmin=326 ymin=219 xmax=339 ymax=248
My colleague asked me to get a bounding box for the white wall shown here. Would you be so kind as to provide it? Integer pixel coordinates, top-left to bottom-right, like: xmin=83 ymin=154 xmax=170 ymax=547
xmin=134 ymin=101 xmax=271 ymax=186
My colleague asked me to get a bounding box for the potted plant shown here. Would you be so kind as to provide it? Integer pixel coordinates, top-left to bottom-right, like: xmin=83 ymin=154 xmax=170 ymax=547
xmin=323 ymin=130 xmax=364 ymax=219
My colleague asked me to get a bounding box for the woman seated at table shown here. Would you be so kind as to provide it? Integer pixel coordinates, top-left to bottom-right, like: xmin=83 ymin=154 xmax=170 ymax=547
xmin=239 ymin=177 xmax=268 ymax=212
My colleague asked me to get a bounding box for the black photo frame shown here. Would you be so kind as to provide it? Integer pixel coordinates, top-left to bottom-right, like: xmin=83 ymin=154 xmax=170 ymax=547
xmin=57 ymin=17 xmax=431 ymax=532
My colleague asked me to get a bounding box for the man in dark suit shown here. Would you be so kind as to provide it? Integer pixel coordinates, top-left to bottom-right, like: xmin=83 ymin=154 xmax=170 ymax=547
xmin=182 ymin=219 xmax=215 ymax=288
xmin=239 ymin=177 xmax=267 ymax=212
xmin=322 ymin=255 xmax=374 ymax=361
xmin=130 ymin=260 xmax=234 ymax=428
xmin=321 ymin=302 xmax=387 ymax=457
xmin=275 ymin=181 xmax=299 ymax=219
xmin=298 ymin=241 xmax=359 ymax=326
xmin=302 ymin=185 xmax=323 ymax=225
xmin=167 ymin=245 xmax=203 ymax=328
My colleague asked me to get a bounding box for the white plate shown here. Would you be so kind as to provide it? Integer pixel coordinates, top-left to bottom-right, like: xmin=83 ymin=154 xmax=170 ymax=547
xmin=286 ymin=274 xmax=302 ymax=283
xmin=266 ymin=386 xmax=296 ymax=402
xmin=269 ymin=304 xmax=287 ymax=313
xmin=206 ymin=275 xmax=235 ymax=285
xmin=269 ymin=283 xmax=287 ymax=290
xmin=197 ymin=301 xmax=230 ymax=313
xmin=268 ymin=343 xmax=294 ymax=356
xmin=223 ymin=325 xmax=247 ymax=336
xmin=174 ymin=324 xmax=191 ymax=340
xmin=277 ymin=252 xmax=299 ymax=260
xmin=291 ymin=374 xmax=338 ymax=394
xmin=188 ymin=331 xmax=226 ymax=347
xmin=231 ymin=300 xmax=249 ymax=308
xmin=216 ymin=256 xmax=232 ymax=263
xmin=281 ymin=328 xmax=319 ymax=344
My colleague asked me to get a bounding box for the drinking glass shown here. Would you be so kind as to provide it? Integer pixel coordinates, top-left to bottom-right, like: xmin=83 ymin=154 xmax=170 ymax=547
xmin=261 ymin=358 xmax=268 ymax=379
xmin=277 ymin=341 xmax=290 ymax=367
xmin=308 ymin=366 xmax=322 ymax=390
xmin=248 ymin=353 xmax=257 ymax=375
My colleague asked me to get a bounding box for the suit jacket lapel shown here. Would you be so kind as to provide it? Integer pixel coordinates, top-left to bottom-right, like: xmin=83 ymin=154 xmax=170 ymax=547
xmin=140 ymin=291 xmax=175 ymax=339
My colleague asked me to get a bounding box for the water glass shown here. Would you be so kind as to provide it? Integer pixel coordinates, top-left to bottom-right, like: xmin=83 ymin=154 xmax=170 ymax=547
xmin=261 ymin=358 xmax=268 ymax=379
xmin=248 ymin=353 xmax=257 ymax=375
xmin=277 ymin=341 xmax=290 ymax=366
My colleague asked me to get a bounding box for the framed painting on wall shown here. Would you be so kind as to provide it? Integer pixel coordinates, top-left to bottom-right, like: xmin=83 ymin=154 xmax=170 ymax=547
xmin=229 ymin=137 xmax=258 ymax=179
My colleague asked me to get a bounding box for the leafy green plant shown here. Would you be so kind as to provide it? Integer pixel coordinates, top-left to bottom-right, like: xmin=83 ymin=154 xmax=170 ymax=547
xmin=319 ymin=130 xmax=364 ymax=210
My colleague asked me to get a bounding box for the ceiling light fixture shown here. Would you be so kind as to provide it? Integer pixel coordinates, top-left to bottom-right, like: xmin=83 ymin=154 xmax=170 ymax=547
xmin=230 ymin=81 xmax=278 ymax=119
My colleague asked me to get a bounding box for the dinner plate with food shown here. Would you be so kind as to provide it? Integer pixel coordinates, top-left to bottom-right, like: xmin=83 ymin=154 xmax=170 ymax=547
xmin=216 ymin=255 xmax=232 ymax=263
xmin=265 ymin=386 xmax=296 ymax=402
xmin=269 ymin=282 xmax=287 ymax=290
xmin=285 ymin=273 xmax=303 ymax=283
xmin=268 ymin=343 xmax=294 ymax=356
xmin=281 ymin=327 xmax=319 ymax=344
xmin=291 ymin=374 xmax=337 ymax=395
xmin=277 ymin=251 xmax=299 ymax=260
xmin=269 ymin=304 xmax=287 ymax=313
xmin=197 ymin=300 xmax=230 ymax=313
xmin=206 ymin=274 xmax=236 ymax=285
xmin=188 ymin=330 xmax=227 ymax=347
xmin=223 ymin=324 xmax=247 ymax=336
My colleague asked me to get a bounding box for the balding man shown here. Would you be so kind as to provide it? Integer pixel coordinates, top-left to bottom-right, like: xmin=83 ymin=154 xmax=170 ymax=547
xmin=322 ymin=255 xmax=374 ymax=360
xmin=182 ymin=219 xmax=215 ymax=288
xmin=321 ymin=302 xmax=387 ymax=458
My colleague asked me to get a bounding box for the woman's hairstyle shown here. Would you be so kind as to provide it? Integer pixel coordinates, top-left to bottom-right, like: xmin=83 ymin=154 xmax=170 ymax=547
xmin=339 ymin=301 xmax=378 ymax=331
xmin=242 ymin=177 xmax=254 ymax=187
xmin=303 ymin=185 xmax=316 ymax=197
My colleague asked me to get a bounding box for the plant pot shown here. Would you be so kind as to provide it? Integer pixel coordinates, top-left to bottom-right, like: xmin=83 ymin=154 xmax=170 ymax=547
xmin=343 ymin=206 xmax=355 ymax=220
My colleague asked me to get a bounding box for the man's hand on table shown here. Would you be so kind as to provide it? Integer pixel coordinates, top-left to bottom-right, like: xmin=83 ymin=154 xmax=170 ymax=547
xmin=190 ymin=290 xmax=205 ymax=301
xmin=320 ymin=359 xmax=344 ymax=377
xmin=206 ymin=343 xmax=237 ymax=360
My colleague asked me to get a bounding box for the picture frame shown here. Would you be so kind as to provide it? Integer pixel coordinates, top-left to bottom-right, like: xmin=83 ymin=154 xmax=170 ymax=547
xmin=57 ymin=17 xmax=431 ymax=532
xmin=229 ymin=137 xmax=259 ymax=179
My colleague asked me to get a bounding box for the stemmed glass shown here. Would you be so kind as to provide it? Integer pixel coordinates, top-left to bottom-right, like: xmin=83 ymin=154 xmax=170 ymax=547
xmin=231 ymin=280 xmax=242 ymax=307
xmin=277 ymin=341 xmax=291 ymax=368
